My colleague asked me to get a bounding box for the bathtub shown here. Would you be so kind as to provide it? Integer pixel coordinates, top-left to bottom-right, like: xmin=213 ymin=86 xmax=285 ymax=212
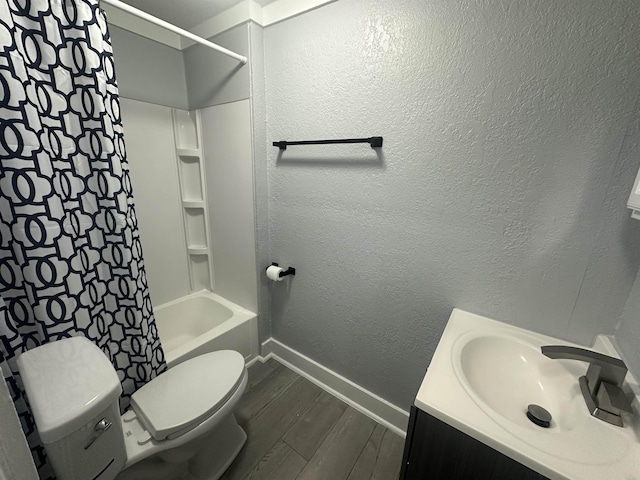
xmin=153 ymin=291 xmax=258 ymax=368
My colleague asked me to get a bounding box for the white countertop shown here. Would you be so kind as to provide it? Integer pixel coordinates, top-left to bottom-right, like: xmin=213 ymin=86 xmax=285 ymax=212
xmin=415 ymin=309 xmax=640 ymax=480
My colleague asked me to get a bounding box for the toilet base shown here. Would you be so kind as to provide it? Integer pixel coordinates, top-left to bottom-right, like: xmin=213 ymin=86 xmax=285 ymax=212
xmin=116 ymin=414 xmax=246 ymax=480
xmin=115 ymin=456 xmax=187 ymax=480
xmin=187 ymin=413 xmax=247 ymax=480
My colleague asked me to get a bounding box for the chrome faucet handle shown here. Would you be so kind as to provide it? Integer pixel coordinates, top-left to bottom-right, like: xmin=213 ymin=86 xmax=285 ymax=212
xmin=541 ymin=345 xmax=627 ymax=390
xmin=541 ymin=345 xmax=632 ymax=427
xmin=597 ymin=382 xmax=632 ymax=415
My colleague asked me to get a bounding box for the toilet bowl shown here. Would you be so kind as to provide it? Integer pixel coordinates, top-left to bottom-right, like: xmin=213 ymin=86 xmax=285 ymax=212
xmin=17 ymin=336 xmax=247 ymax=480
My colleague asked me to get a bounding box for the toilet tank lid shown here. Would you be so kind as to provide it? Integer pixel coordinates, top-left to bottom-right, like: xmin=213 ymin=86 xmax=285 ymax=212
xmin=16 ymin=337 xmax=122 ymax=444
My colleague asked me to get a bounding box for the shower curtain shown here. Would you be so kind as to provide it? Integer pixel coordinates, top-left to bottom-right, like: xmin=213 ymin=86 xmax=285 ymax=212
xmin=0 ymin=0 xmax=166 ymax=477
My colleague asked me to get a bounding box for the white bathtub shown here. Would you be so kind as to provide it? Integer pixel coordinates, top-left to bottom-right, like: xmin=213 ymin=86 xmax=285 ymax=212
xmin=153 ymin=291 xmax=258 ymax=368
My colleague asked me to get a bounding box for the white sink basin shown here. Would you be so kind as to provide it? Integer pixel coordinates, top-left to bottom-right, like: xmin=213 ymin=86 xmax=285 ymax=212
xmin=416 ymin=309 xmax=640 ymax=479
xmin=454 ymin=332 xmax=584 ymax=432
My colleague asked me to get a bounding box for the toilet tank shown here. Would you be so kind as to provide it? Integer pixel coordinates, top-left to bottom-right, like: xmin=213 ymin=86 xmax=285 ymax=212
xmin=17 ymin=337 xmax=127 ymax=480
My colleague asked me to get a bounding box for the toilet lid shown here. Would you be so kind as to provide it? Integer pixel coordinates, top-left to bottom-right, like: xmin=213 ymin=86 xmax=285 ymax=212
xmin=131 ymin=350 xmax=245 ymax=441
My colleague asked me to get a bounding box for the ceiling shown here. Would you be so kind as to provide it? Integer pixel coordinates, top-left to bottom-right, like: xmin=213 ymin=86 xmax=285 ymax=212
xmin=121 ymin=0 xmax=277 ymax=30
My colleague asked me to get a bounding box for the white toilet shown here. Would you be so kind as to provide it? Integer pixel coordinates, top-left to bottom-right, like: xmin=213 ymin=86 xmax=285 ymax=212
xmin=17 ymin=336 xmax=248 ymax=480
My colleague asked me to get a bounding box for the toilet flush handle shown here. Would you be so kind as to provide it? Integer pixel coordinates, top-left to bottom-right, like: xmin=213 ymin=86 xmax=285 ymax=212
xmin=84 ymin=418 xmax=112 ymax=449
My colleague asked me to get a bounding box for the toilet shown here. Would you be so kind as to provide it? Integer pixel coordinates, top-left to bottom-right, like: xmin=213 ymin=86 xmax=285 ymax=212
xmin=16 ymin=336 xmax=248 ymax=480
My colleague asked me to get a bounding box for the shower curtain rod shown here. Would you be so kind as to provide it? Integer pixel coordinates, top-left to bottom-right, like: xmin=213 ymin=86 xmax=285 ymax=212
xmin=100 ymin=0 xmax=248 ymax=64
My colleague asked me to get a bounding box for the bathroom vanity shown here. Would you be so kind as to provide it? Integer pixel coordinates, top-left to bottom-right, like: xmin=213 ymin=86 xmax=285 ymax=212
xmin=400 ymin=406 xmax=545 ymax=479
xmin=400 ymin=309 xmax=640 ymax=480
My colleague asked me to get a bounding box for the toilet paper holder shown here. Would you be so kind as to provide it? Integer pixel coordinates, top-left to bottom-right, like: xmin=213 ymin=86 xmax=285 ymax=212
xmin=268 ymin=263 xmax=296 ymax=278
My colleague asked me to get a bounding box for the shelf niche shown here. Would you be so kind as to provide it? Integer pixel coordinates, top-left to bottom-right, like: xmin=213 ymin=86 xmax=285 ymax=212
xmin=172 ymin=108 xmax=213 ymax=293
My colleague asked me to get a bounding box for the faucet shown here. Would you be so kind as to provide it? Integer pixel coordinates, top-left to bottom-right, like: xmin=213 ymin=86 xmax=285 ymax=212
xmin=541 ymin=345 xmax=633 ymax=427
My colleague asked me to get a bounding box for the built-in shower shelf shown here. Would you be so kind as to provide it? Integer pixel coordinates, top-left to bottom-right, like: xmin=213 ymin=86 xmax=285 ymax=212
xmin=187 ymin=246 xmax=209 ymax=255
xmin=172 ymin=108 xmax=213 ymax=293
xmin=176 ymin=149 xmax=201 ymax=158
xmin=177 ymin=154 xmax=204 ymax=203
xmin=182 ymin=201 xmax=204 ymax=209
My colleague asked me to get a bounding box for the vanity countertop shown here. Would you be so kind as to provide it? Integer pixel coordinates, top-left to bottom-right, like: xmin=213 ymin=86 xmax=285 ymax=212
xmin=415 ymin=309 xmax=640 ymax=480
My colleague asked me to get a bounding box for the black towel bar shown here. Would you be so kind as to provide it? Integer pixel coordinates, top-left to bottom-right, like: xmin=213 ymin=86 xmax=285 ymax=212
xmin=273 ymin=137 xmax=383 ymax=150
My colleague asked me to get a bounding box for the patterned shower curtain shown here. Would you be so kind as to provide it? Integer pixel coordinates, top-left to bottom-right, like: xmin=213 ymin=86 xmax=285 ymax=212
xmin=0 ymin=0 xmax=166 ymax=477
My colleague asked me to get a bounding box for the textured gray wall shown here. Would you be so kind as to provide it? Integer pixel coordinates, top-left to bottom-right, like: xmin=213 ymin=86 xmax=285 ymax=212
xmin=264 ymin=0 xmax=640 ymax=409
xmin=618 ymin=270 xmax=640 ymax=380
xmin=109 ymin=25 xmax=188 ymax=110
xmin=615 ymin=104 xmax=640 ymax=380
xmin=184 ymin=24 xmax=251 ymax=110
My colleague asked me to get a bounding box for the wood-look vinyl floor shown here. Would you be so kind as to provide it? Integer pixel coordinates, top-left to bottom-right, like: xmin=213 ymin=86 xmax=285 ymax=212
xmin=221 ymin=360 xmax=405 ymax=480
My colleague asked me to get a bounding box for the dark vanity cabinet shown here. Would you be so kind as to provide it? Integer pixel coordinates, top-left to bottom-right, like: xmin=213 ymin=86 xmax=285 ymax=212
xmin=400 ymin=406 xmax=549 ymax=479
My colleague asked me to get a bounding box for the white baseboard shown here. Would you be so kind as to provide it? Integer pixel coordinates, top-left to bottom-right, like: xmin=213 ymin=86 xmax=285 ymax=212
xmin=259 ymin=338 xmax=409 ymax=437
xmin=245 ymin=355 xmax=263 ymax=368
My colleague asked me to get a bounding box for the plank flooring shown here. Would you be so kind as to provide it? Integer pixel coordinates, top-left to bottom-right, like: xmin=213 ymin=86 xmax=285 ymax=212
xmin=222 ymin=359 xmax=405 ymax=480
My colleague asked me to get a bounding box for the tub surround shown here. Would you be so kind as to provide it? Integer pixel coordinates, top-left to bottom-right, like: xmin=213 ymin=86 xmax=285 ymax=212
xmin=413 ymin=309 xmax=640 ymax=479
xmin=120 ymin=99 xmax=191 ymax=306
xmin=121 ymin=96 xmax=259 ymax=314
xmin=201 ymin=100 xmax=258 ymax=313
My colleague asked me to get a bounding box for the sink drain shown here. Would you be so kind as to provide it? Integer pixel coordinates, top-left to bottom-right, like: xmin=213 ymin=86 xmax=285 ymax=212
xmin=526 ymin=404 xmax=552 ymax=428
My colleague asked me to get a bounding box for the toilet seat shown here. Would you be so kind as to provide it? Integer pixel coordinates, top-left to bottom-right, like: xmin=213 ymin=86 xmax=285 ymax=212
xmin=131 ymin=350 xmax=245 ymax=441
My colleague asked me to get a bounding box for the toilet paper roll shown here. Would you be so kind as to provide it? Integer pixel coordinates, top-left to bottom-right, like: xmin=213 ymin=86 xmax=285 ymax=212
xmin=266 ymin=265 xmax=284 ymax=281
